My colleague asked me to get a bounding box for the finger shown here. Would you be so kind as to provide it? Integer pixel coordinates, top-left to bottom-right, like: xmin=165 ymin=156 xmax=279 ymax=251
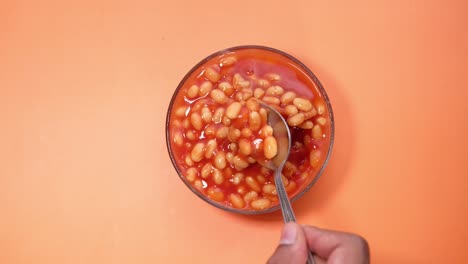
xmin=303 ymin=226 xmax=370 ymax=262
xmin=267 ymin=222 xmax=308 ymax=264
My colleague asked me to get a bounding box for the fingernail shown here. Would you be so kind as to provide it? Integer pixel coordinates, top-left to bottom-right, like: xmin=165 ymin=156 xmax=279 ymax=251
xmin=279 ymin=222 xmax=297 ymax=245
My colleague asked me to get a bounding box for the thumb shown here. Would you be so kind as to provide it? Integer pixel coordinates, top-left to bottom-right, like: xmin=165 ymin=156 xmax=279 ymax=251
xmin=267 ymin=223 xmax=308 ymax=264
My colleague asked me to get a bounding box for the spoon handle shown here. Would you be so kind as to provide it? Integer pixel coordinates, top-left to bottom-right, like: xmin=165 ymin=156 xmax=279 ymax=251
xmin=275 ymin=169 xmax=316 ymax=264
xmin=275 ymin=169 xmax=296 ymax=222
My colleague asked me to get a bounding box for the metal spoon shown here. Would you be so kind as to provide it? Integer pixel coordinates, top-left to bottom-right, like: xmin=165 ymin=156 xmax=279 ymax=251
xmin=257 ymin=101 xmax=316 ymax=264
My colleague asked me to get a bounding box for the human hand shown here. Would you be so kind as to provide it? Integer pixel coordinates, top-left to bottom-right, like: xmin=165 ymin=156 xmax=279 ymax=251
xmin=268 ymin=223 xmax=370 ymax=264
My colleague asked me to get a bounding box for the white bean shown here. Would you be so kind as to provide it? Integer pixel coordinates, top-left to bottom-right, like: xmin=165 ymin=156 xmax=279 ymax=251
xmin=174 ymin=106 xmax=188 ymax=117
xmin=249 ymin=111 xmax=261 ymax=131
xmin=218 ymin=81 xmax=235 ymax=96
xmin=316 ymin=103 xmax=326 ymax=115
xmin=187 ymin=85 xmax=199 ymax=99
xmin=185 ymin=155 xmax=194 ymax=166
xmin=212 ymin=107 xmax=225 ymax=123
xmin=256 ymin=175 xmax=266 ymax=185
xmin=245 ymin=176 xmax=261 ymax=192
xmin=229 ymin=194 xmax=245 ymax=208
xmin=233 ymin=73 xmax=250 ymax=89
xmin=216 ymin=126 xmax=229 ymax=139
xmin=222 ymin=116 xmax=232 ymax=126
xmin=226 ymin=152 xmax=234 ymax=164
xmin=299 ymin=120 xmax=314 ymax=129
xmin=259 ymin=125 xmax=273 ymax=138
xmin=237 ymin=80 xmax=251 ymax=89
xmin=310 ymin=149 xmax=321 ymax=168
xmin=228 ymin=127 xmax=241 ymax=142
xmin=199 ymin=81 xmax=213 ymax=96
xmin=226 ymin=102 xmax=242 ymax=119
xmin=241 ymin=127 xmax=253 ymax=138
xmin=201 ymin=163 xmax=213 ymax=179
xmin=201 ymin=107 xmax=212 ymax=124
xmin=316 ymin=117 xmax=327 ymax=126
xmin=190 ymin=112 xmax=203 ymax=130
xmin=293 ymin=98 xmax=313 ymax=111
xmin=237 ymin=186 xmax=247 ymax=195
xmin=173 ymin=131 xmax=183 ymax=146
xmin=210 ymin=89 xmax=228 ymax=104
xmin=251 ymin=198 xmax=271 ymax=210
xmin=254 ymin=88 xmax=265 ymax=99
xmin=214 ymin=152 xmax=227 ymax=169
xmin=243 ymin=191 xmax=258 ymax=202
xmin=262 ymin=184 xmax=277 ymax=196
xmin=257 ymin=79 xmax=270 ymax=88
xmin=172 ymin=119 xmax=182 ymax=127
xmin=280 ymin=91 xmax=296 ymax=105
xmin=283 ymin=161 xmax=298 ymax=178
xmin=287 ymin=113 xmax=305 ymax=126
xmin=259 ymin=108 xmax=267 ymax=124
xmin=204 ymin=67 xmax=221 ymax=83
xmin=264 ymin=136 xmax=278 ymax=159
xmin=262 ymin=96 xmax=280 ymax=105
xmin=182 ymin=118 xmax=190 ymax=129
xmin=233 ymin=155 xmax=249 ymax=170
xmin=265 ymin=73 xmax=281 ymax=82
xmin=204 ymin=124 xmax=216 ymax=137
xmin=312 ymin=124 xmax=323 ymax=140
xmin=303 ymin=108 xmax=318 ymax=120
xmin=186 ymin=167 xmax=198 ymax=182
xmin=239 ymin=138 xmax=252 ymax=156
xmin=212 ymin=168 xmax=224 ymax=185
xmin=185 ymin=130 xmax=197 ymax=141
xmin=194 ymin=180 xmax=203 ymax=191
xmin=234 ymin=92 xmax=244 ymax=102
xmin=207 ymin=187 xmax=224 ymax=202
xmin=284 ymin=105 xmax=299 ymax=116
xmin=205 ymin=124 xmax=216 ymax=137
xmin=246 ymin=98 xmax=260 ymax=112
xmin=190 ymin=142 xmax=205 ymax=162
xmin=242 ymin=89 xmax=253 ymax=100
xmin=229 ymin=142 xmax=238 ymax=153
xmin=220 ymin=56 xmax=237 ymax=67
xmin=232 ymin=172 xmax=244 ymax=185
xmin=265 ymin=85 xmax=284 ymax=96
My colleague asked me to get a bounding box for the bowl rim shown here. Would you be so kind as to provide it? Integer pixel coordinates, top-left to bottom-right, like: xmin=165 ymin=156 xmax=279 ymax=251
xmin=165 ymin=45 xmax=335 ymax=215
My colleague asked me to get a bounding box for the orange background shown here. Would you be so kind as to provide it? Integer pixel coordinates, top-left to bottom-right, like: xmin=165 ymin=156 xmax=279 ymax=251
xmin=1 ymin=0 xmax=467 ymax=263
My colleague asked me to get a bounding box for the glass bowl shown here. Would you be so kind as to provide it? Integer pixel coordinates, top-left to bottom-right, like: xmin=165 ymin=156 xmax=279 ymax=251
xmin=165 ymin=45 xmax=334 ymax=215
